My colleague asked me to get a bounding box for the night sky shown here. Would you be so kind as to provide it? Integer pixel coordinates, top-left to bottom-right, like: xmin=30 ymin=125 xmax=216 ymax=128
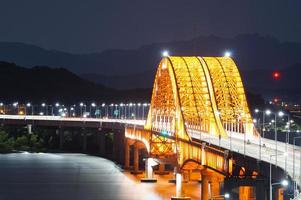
xmin=0 ymin=0 xmax=300 ymax=53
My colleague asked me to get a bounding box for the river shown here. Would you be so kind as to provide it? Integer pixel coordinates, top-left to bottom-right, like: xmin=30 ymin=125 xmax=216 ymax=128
xmin=0 ymin=153 xmax=201 ymax=200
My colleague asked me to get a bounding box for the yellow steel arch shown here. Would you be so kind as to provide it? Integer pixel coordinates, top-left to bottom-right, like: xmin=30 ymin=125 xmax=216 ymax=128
xmin=145 ymin=56 xmax=255 ymax=141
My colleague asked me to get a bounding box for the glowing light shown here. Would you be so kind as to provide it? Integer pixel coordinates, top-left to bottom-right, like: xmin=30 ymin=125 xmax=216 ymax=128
xmin=225 ymin=193 xmax=230 ymax=199
xmin=254 ymin=109 xmax=259 ymax=113
xmin=161 ymin=130 xmax=168 ymax=136
xmin=278 ymin=111 xmax=284 ymax=117
xmin=273 ymin=71 xmax=280 ymax=80
xmin=281 ymin=179 xmax=289 ymax=187
xmin=224 ymin=51 xmax=231 ymax=57
xmin=162 ymin=50 xmax=169 ymax=57
xmin=91 ymin=103 xmax=96 ymax=107
xmin=265 ymin=110 xmax=271 ymax=115
xmin=26 ymin=103 xmax=31 ymax=107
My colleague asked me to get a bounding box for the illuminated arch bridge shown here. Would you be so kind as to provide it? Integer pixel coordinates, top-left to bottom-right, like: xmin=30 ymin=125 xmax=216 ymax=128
xmin=126 ymin=56 xmax=257 ymax=172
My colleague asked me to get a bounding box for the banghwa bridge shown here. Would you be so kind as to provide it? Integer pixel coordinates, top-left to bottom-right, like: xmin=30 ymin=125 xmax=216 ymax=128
xmin=0 ymin=56 xmax=300 ymax=200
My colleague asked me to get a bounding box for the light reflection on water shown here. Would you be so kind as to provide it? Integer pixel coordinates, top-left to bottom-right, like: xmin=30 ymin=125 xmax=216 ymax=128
xmin=0 ymin=153 xmax=201 ymax=200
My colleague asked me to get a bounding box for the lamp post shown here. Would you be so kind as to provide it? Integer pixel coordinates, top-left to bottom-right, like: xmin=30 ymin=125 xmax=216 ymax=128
xmin=265 ymin=110 xmax=279 ymax=167
xmin=90 ymin=103 xmax=96 ymax=117
xmin=278 ymin=111 xmax=290 ymax=173
xmin=269 ymin=153 xmax=288 ymax=200
xmin=293 ymin=136 xmax=301 ymax=196
xmin=142 ymin=103 xmax=147 ymax=120
xmin=255 ymin=108 xmax=269 ymax=161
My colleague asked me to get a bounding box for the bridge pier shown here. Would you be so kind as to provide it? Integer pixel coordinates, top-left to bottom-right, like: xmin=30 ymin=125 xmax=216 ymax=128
xmin=124 ymin=139 xmax=131 ymax=169
xmin=171 ymin=172 xmax=190 ymax=200
xmin=131 ymin=142 xmax=142 ymax=174
xmin=155 ymin=163 xmax=169 ymax=175
xmin=59 ymin=128 xmax=64 ymax=150
xmin=97 ymin=131 xmax=105 ymax=156
xmin=223 ymin=177 xmax=266 ymax=200
xmin=200 ymin=169 xmax=223 ymax=200
xmin=112 ymin=130 xmax=125 ymax=164
xmin=82 ymin=129 xmax=87 ymax=152
xmin=141 ymin=158 xmax=157 ymax=182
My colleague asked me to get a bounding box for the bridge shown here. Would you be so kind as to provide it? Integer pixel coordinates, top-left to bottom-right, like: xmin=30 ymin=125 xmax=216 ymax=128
xmin=0 ymin=56 xmax=300 ymax=200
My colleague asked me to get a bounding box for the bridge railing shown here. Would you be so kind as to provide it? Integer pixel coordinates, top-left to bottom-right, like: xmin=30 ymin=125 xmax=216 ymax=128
xmin=0 ymin=102 xmax=150 ymax=120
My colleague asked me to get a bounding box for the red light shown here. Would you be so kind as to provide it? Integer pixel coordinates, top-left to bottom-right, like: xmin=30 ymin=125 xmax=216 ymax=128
xmin=273 ymin=71 xmax=280 ymax=80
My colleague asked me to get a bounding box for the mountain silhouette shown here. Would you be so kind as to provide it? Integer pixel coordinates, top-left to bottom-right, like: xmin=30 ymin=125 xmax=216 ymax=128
xmin=0 ymin=62 xmax=150 ymax=104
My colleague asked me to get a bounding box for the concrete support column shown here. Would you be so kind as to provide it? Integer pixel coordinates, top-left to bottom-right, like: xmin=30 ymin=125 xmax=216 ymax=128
xmin=155 ymin=163 xmax=169 ymax=175
xmin=113 ymin=131 xmax=124 ymax=164
xmin=159 ymin=164 xmax=165 ymax=173
xmin=98 ymin=132 xmax=105 ymax=156
xmin=59 ymin=128 xmax=64 ymax=150
xmin=239 ymin=186 xmax=254 ymax=200
xmin=133 ymin=142 xmax=139 ymax=172
xmin=256 ymin=179 xmax=266 ymax=200
xmin=141 ymin=158 xmax=157 ymax=182
xmin=124 ymin=139 xmax=130 ymax=170
xmin=82 ymin=129 xmax=87 ymax=152
xmin=201 ymin=174 xmax=210 ymax=200
xmin=211 ymin=179 xmax=220 ymax=198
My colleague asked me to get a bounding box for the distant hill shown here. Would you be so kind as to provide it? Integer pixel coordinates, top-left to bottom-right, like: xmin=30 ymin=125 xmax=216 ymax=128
xmin=1 ymin=34 xmax=301 ymax=77
xmin=0 ymin=62 xmax=151 ymax=103
xmin=0 ymin=34 xmax=300 ymax=102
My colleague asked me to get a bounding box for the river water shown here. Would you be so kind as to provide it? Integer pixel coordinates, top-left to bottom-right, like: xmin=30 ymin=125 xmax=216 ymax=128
xmin=0 ymin=153 xmax=201 ymax=200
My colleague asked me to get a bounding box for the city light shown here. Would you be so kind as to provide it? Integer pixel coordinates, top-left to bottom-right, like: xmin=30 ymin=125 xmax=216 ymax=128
xmin=26 ymin=103 xmax=31 ymax=107
xmin=254 ymin=108 xmax=259 ymax=113
xmin=91 ymin=103 xmax=96 ymax=107
xmin=224 ymin=193 xmax=230 ymax=199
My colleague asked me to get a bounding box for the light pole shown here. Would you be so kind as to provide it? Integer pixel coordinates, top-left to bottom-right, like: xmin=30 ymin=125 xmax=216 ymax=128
xmin=142 ymin=103 xmax=147 ymax=120
xmin=55 ymin=103 xmax=60 ymax=116
xmin=265 ymin=109 xmax=279 ymax=167
xmin=79 ymin=102 xmax=84 ymax=117
xmin=278 ymin=111 xmax=290 ymax=173
xmin=90 ymin=103 xmax=96 ymax=117
xmin=269 ymin=153 xmax=288 ymax=200
xmin=293 ymin=136 xmax=301 ymax=195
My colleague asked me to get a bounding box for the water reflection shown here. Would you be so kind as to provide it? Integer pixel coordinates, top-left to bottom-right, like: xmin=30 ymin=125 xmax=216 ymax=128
xmin=0 ymin=153 xmax=201 ymax=200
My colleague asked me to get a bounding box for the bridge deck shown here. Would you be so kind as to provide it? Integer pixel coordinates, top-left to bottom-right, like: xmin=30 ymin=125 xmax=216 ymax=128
xmin=0 ymin=115 xmax=300 ymax=185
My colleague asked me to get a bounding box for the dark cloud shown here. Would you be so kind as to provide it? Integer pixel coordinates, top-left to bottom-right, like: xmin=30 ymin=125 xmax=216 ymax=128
xmin=0 ymin=0 xmax=300 ymax=53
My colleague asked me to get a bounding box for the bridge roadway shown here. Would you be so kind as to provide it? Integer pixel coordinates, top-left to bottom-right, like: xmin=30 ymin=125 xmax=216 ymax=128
xmin=0 ymin=115 xmax=300 ymax=186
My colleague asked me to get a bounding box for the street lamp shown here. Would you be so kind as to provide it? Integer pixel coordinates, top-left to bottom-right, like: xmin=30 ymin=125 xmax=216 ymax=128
xmin=80 ymin=102 xmax=84 ymax=116
xmin=265 ymin=109 xmax=279 ymax=166
xmin=224 ymin=51 xmax=232 ymax=57
xmin=270 ymin=153 xmax=288 ymax=200
xmin=293 ymin=136 xmax=301 ymax=194
xmin=278 ymin=111 xmax=290 ymax=173
xmin=162 ymin=50 xmax=169 ymax=57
